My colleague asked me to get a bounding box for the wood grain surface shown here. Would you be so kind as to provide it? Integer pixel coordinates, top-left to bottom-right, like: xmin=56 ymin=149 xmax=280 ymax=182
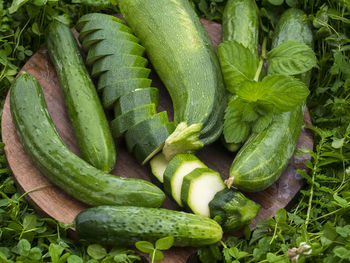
xmin=1 ymin=19 xmax=313 ymax=263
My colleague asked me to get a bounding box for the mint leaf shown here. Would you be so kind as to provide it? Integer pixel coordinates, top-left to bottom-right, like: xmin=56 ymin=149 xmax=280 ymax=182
xmin=218 ymin=41 xmax=259 ymax=94
xmin=135 ymin=241 xmax=154 ymax=254
xmin=8 ymin=0 xmax=30 ymax=14
xmin=155 ymin=236 xmax=174 ymax=250
xmin=224 ymin=101 xmax=250 ymax=144
xmin=252 ymin=111 xmax=273 ymax=133
xmin=267 ymin=40 xmax=317 ymax=75
xmin=236 ymin=80 xmax=267 ymax=102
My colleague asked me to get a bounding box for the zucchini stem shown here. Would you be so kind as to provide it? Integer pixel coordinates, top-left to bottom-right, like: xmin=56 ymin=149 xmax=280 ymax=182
xmin=253 ymin=37 xmax=267 ymax=82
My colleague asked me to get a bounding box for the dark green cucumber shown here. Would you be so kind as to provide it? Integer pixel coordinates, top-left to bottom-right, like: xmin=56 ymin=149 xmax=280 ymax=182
xmin=110 ymin=104 xmax=157 ymax=137
xmin=125 ymin=111 xmax=170 ymax=152
xmin=101 ymin=78 xmax=152 ymax=108
xmin=119 ymin=0 xmax=226 ymax=145
xmin=228 ymin=8 xmax=312 ymax=192
xmin=92 ymin=54 xmax=148 ymax=77
xmin=114 ymin=88 xmax=159 ymax=117
xmin=98 ymin=67 xmax=151 ymax=88
xmin=75 ymin=206 xmax=223 ymax=247
xmin=133 ymin=122 xmax=176 ymax=164
xmin=86 ymin=39 xmax=145 ymax=65
xmin=46 ymin=20 xmax=116 ymax=172
xmin=222 ymin=0 xmax=259 ymax=56
xmin=10 ymin=73 xmax=165 ymax=207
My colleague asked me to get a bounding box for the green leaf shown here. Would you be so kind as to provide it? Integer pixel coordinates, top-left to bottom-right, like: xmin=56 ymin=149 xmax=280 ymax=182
xmin=267 ymin=0 xmax=284 ymax=5
xmin=336 ymin=225 xmax=350 ymax=237
xmin=155 ymin=236 xmax=174 ymax=250
xmin=16 ymin=239 xmax=30 ymax=256
xmin=29 ymin=247 xmax=42 ymax=260
xmin=8 ymin=0 xmax=30 ymax=14
xmin=49 ymin=243 xmax=60 ymax=263
xmin=87 ymin=244 xmax=107 ymax=260
xmin=135 ymin=241 xmax=154 ymax=254
xmin=218 ymin=41 xmax=259 ymax=94
xmin=23 ymin=214 xmax=37 ymax=230
xmin=331 ymin=137 xmax=344 ymax=148
xmin=267 ymin=40 xmax=317 ymax=75
xmin=67 ymin=255 xmax=83 ymax=263
xmin=252 ymin=111 xmax=273 ymax=133
xmin=152 ymin=250 xmax=164 ymax=261
xmin=333 ymin=247 xmax=350 ymax=259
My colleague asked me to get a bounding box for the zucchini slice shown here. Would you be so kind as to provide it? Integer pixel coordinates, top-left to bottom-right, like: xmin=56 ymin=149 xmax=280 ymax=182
xmin=76 ymin=13 xmax=125 ymax=31
xmin=111 ymin=104 xmax=157 ymax=137
xmin=181 ymin=168 xmax=225 ymax=217
xmin=149 ymin=153 xmax=169 ymax=183
xmin=163 ymin=154 xmax=206 ymax=207
xmin=98 ymin=67 xmax=151 ymax=88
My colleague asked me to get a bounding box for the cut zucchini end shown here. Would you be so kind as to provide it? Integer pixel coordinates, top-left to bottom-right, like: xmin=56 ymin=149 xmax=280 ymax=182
xmin=141 ymin=143 xmax=164 ymax=165
xmin=150 ymin=153 xmax=169 ymax=183
xmin=224 ymin=177 xmax=234 ymax=188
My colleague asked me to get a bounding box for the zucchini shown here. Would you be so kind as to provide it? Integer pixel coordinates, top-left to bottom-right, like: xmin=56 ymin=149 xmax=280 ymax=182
xmin=110 ymin=104 xmax=157 ymax=138
xmin=114 ymin=88 xmax=159 ymax=117
xmin=46 ymin=20 xmax=116 ymax=172
xmin=98 ymin=67 xmax=151 ymax=88
xmin=119 ymin=0 xmax=227 ymax=145
xmin=181 ymin=168 xmax=225 ymax=217
xmin=163 ymin=154 xmax=206 ymax=207
xmin=227 ymin=8 xmax=313 ymax=192
xmin=10 ymin=72 xmax=165 ymax=207
xmin=222 ymin=0 xmax=259 ymax=56
xmin=75 ymin=206 xmax=223 ymax=247
xmin=149 ymin=153 xmax=169 ymax=183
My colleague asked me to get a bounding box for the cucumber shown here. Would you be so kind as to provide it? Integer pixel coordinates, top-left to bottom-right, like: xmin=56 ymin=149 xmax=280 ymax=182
xmin=133 ymin=123 xmax=176 ymax=165
xmin=163 ymin=154 xmax=206 ymax=207
xmin=101 ymin=78 xmax=152 ymax=108
xmin=110 ymin=104 xmax=157 ymax=138
xmin=227 ymin=8 xmax=313 ymax=192
xmin=114 ymin=88 xmax=159 ymax=117
xmin=10 ymin=73 xmax=165 ymax=207
xmin=92 ymin=54 xmax=148 ymax=77
xmin=125 ymin=111 xmax=170 ymax=152
xmin=119 ymin=0 xmax=226 ymax=145
xmin=98 ymin=67 xmax=151 ymax=88
xmin=181 ymin=168 xmax=225 ymax=217
xmin=222 ymin=0 xmax=259 ymax=56
xmin=46 ymin=20 xmax=116 ymax=172
xmin=74 ymin=206 xmax=223 ymax=247
xmin=149 ymin=153 xmax=169 ymax=183
xmin=86 ymin=39 xmax=145 ymax=65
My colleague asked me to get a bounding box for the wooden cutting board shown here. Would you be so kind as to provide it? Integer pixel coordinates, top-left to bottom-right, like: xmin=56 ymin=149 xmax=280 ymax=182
xmin=1 ymin=19 xmax=313 ymax=262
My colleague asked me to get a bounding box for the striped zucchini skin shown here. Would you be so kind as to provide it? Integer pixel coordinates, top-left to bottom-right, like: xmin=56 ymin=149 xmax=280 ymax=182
xmin=222 ymin=0 xmax=259 ymax=56
xmin=75 ymin=206 xmax=223 ymax=247
xmin=10 ymin=73 xmax=165 ymax=207
xmin=229 ymin=8 xmax=313 ymax=192
xmin=45 ymin=21 xmax=116 ymax=172
xmin=119 ymin=0 xmax=227 ymax=145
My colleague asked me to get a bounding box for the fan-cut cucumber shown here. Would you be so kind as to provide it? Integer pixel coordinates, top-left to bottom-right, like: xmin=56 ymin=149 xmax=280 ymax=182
xmin=98 ymin=67 xmax=151 ymax=88
xmin=150 ymin=153 xmax=169 ymax=183
xmin=133 ymin=123 xmax=176 ymax=165
xmin=81 ymin=30 xmax=139 ymax=51
xmin=101 ymin=78 xmax=152 ymax=108
xmin=181 ymin=168 xmax=225 ymax=217
xmin=111 ymin=104 xmax=157 ymax=138
xmin=114 ymin=88 xmax=158 ymax=117
xmin=163 ymin=154 xmax=206 ymax=207
xmin=86 ymin=40 xmax=145 ymax=65
xmin=125 ymin=111 xmax=170 ymax=152
xmin=76 ymin=13 xmax=124 ymax=30
xmin=92 ymin=54 xmax=148 ymax=77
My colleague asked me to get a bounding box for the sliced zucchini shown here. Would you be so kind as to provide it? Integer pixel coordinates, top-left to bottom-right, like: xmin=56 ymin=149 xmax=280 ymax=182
xmin=163 ymin=154 xmax=206 ymax=207
xmin=111 ymin=104 xmax=157 ymax=138
xmin=92 ymin=54 xmax=148 ymax=77
xmin=114 ymin=88 xmax=158 ymax=117
xmin=125 ymin=111 xmax=170 ymax=152
xmin=150 ymin=153 xmax=169 ymax=183
xmin=101 ymin=78 xmax=152 ymax=108
xmin=181 ymin=168 xmax=225 ymax=217
xmin=98 ymin=67 xmax=151 ymax=88
xmin=133 ymin=122 xmax=176 ymax=165
xmin=76 ymin=13 xmax=124 ymax=31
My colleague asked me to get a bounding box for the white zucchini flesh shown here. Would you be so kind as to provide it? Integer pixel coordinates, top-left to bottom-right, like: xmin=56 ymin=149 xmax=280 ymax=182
xmin=150 ymin=153 xmax=169 ymax=183
xmin=182 ymin=168 xmax=225 ymax=217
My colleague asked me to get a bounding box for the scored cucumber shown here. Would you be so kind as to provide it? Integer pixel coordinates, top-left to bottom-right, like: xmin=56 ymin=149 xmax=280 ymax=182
xmin=75 ymin=206 xmax=223 ymax=247
xmin=163 ymin=154 xmax=206 ymax=207
xmin=181 ymin=168 xmax=225 ymax=217
xmin=149 ymin=153 xmax=169 ymax=183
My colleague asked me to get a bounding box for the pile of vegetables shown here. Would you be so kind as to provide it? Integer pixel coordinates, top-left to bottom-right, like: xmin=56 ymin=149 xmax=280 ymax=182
xmin=0 ymin=0 xmax=349 ymax=262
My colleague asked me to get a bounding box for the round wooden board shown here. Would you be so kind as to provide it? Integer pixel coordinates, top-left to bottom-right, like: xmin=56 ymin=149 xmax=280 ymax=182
xmin=1 ymin=19 xmax=313 ymax=262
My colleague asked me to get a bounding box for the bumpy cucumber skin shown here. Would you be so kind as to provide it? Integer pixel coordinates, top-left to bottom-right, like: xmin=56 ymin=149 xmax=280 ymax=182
xmin=45 ymin=21 xmax=116 ymax=172
xmin=119 ymin=0 xmax=226 ymax=145
xmin=75 ymin=206 xmax=223 ymax=247
xmin=229 ymin=8 xmax=313 ymax=192
xmin=10 ymin=73 xmax=165 ymax=207
xmin=222 ymin=0 xmax=259 ymax=56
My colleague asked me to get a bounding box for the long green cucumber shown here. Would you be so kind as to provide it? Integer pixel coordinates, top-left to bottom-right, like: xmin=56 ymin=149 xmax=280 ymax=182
xmin=10 ymin=73 xmax=165 ymax=207
xmin=227 ymin=8 xmax=313 ymax=192
xmin=75 ymin=206 xmax=223 ymax=247
xmin=119 ymin=0 xmax=226 ymax=145
xmin=45 ymin=20 xmax=116 ymax=172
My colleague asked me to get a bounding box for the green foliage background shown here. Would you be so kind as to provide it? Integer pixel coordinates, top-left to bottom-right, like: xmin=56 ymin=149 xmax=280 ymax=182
xmin=0 ymin=0 xmax=349 ymax=262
